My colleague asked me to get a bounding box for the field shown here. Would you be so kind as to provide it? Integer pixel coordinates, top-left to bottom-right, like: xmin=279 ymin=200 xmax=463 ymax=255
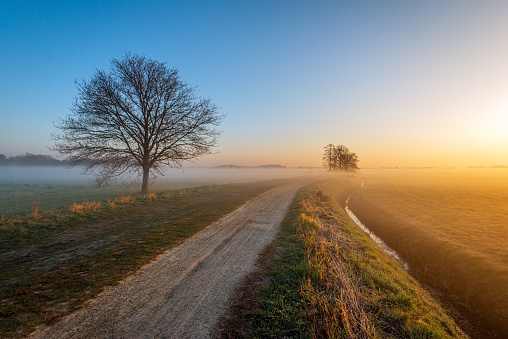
xmin=0 ymin=179 xmax=217 ymax=217
xmin=347 ymin=169 xmax=508 ymax=338
xmin=0 ymin=166 xmax=316 ymax=217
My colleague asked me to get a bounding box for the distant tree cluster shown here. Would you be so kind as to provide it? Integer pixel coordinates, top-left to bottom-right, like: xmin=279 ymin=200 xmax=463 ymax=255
xmin=322 ymin=144 xmax=359 ymax=172
xmin=0 ymin=153 xmax=69 ymax=166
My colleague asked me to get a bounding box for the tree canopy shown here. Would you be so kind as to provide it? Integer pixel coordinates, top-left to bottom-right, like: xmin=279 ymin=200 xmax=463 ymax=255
xmin=52 ymin=53 xmax=224 ymax=194
xmin=322 ymin=144 xmax=359 ymax=172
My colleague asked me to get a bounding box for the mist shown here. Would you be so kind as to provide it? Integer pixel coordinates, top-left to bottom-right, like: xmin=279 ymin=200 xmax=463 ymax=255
xmin=0 ymin=166 xmax=322 ymax=184
xmin=0 ymin=166 xmax=323 ymax=216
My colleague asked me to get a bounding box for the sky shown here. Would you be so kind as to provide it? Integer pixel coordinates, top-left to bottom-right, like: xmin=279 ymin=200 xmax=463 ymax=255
xmin=1 ymin=0 xmax=508 ymax=168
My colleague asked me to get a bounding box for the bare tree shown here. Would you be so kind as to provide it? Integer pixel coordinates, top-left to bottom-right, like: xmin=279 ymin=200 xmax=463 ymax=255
xmin=323 ymin=144 xmax=335 ymax=170
xmin=323 ymin=144 xmax=359 ymax=172
xmin=342 ymin=148 xmax=359 ymax=171
xmin=52 ymin=53 xmax=224 ymax=194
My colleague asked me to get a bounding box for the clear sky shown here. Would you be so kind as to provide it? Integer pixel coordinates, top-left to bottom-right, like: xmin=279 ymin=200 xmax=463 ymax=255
xmin=1 ymin=0 xmax=507 ymax=168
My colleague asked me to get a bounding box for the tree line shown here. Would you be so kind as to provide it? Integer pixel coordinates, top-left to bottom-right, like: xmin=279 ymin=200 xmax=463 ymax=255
xmin=0 ymin=153 xmax=70 ymax=166
xmin=322 ymin=144 xmax=359 ymax=171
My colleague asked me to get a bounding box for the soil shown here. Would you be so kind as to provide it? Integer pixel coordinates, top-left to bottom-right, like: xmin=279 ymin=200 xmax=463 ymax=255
xmin=28 ymin=180 xmax=310 ymax=339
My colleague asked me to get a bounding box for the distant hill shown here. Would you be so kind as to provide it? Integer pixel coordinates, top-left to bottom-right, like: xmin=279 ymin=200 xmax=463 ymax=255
xmin=215 ymin=165 xmax=243 ymax=169
xmin=256 ymin=164 xmax=286 ymax=169
xmin=469 ymin=165 xmax=508 ymax=169
xmin=297 ymin=166 xmax=323 ymax=169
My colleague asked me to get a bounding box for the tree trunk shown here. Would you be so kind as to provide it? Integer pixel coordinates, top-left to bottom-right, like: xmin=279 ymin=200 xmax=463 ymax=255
xmin=141 ymin=165 xmax=150 ymax=195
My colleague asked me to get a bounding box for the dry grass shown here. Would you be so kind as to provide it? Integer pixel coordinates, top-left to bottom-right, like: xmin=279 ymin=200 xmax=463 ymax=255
xmin=29 ymin=200 xmax=42 ymax=219
xmin=349 ymin=169 xmax=508 ymax=338
xmin=115 ymin=195 xmax=132 ymax=204
xmin=69 ymin=201 xmax=102 ymax=214
xmin=144 ymin=193 xmax=157 ymax=201
xmin=297 ymin=205 xmax=376 ymax=338
xmin=69 ymin=194 xmax=139 ymax=214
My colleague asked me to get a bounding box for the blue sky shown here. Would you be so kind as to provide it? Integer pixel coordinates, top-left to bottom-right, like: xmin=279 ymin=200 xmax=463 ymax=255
xmin=1 ymin=1 xmax=508 ymax=167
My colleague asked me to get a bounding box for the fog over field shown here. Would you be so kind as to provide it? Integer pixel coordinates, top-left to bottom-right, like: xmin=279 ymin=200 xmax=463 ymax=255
xmin=0 ymin=166 xmax=322 ymax=216
xmin=0 ymin=166 xmax=322 ymax=183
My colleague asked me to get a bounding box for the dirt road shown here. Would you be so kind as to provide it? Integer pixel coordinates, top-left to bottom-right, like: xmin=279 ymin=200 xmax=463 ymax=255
xmin=29 ymin=180 xmax=310 ymax=338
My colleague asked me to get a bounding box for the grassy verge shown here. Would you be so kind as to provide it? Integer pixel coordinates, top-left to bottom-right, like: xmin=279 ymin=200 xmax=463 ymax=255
xmin=0 ymin=179 xmax=289 ymax=338
xmin=219 ymin=178 xmax=467 ymax=338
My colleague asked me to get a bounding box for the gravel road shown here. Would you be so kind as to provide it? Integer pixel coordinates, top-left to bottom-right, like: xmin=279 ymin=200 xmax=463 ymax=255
xmin=29 ymin=180 xmax=309 ymax=338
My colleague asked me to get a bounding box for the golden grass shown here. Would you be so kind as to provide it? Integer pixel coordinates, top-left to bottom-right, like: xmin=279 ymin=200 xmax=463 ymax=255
xmin=116 ymin=195 xmax=132 ymax=204
xmin=69 ymin=201 xmax=102 ymax=214
xmin=144 ymin=193 xmax=157 ymax=201
xmin=30 ymin=199 xmax=41 ymax=219
xmin=69 ymin=194 xmax=139 ymax=215
xmin=349 ymin=169 xmax=508 ymax=337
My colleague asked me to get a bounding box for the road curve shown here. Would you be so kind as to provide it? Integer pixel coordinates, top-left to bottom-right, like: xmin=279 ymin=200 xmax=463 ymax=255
xmin=29 ymin=179 xmax=310 ymax=339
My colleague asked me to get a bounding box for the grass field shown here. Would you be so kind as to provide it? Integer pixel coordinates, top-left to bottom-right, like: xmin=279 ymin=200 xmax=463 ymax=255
xmin=0 ymin=166 xmax=317 ymax=217
xmin=0 ymin=179 xmax=293 ymax=338
xmin=0 ymin=179 xmax=214 ymax=217
xmin=348 ymin=169 xmax=508 ymax=338
xmin=218 ymin=177 xmax=467 ymax=338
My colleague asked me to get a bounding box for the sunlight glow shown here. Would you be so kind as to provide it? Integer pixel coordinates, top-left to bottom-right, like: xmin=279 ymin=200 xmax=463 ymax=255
xmin=469 ymin=102 xmax=508 ymax=146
